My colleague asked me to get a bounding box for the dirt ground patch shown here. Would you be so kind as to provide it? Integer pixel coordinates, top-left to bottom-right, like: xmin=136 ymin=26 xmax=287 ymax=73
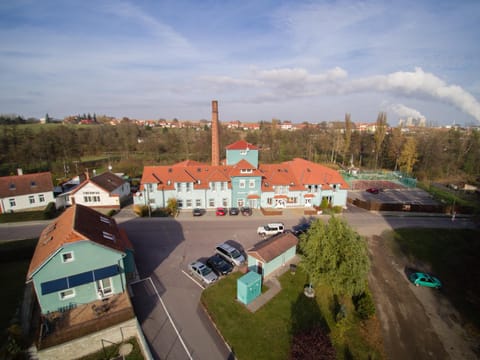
xmin=368 ymin=235 xmax=478 ymax=360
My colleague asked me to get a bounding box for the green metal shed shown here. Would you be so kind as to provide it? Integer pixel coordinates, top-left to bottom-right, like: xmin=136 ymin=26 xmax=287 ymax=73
xmin=237 ymin=271 xmax=262 ymax=305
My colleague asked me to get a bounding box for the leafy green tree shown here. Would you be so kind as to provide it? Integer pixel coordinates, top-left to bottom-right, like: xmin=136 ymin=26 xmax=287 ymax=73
xmin=299 ymin=216 xmax=370 ymax=296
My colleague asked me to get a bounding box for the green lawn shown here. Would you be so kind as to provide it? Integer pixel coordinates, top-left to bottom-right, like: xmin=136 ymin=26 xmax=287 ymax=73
xmin=201 ymin=268 xmax=382 ymax=360
xmin=392 ymin=228 xmax=480 ymax=330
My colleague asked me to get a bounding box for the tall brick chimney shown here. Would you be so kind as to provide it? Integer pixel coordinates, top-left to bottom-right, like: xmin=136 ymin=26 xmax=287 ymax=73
xmin=211 ymin=100 xmax=220 ymax=166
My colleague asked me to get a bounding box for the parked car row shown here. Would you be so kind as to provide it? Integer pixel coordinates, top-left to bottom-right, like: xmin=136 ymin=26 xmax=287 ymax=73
xmin=188 ymin=242 xmax=246 ymax=285
xmin=192 ymin=207 xmax=253 ymax=217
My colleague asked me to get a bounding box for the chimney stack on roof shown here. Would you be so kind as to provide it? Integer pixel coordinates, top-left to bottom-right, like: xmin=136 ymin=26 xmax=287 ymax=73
xmin=17 ymin=168 xmax=23 ymax=176
xmin=211 ymin=100 xmax=220 ymax=166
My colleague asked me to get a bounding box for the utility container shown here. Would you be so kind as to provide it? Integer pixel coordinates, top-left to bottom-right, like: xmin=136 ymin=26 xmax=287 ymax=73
xmin=237 ymin=271 xmax=262 ymax=305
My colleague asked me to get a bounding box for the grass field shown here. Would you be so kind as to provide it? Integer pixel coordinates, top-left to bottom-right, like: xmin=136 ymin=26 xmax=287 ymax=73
xmin=392 ymin=228 xmax=480 ymax=331
xmin=201 ymin=268 xmax=383 ymax=360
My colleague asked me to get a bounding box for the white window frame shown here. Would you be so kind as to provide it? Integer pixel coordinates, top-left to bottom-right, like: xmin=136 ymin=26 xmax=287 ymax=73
xmin=239 ymin=180 xmax=246 ymax=189
xmin=61 ymin=251 xmax=74 ymax=263
xmin=97 ymin=278 xmax=113 ymax=298
xmin=59 ymin=288 xmax=75 ymax=300
xmin=39 ymin=194 xmax=45 ymax=203
xmin=209 ymin=198 xmax=215 ymax=207
xmin=195 ymin=199 xmax=201 ymax=207
xmin=29 ymin=195 xmax=35 ymax=204
xmin=222 ymin=198 xmax=228 ymax=207
xmin=249 ymin=179 xmax=255 ymax=188
xmin=9 ymin=198 xmax=16 ymax=207
xmin=186 ymin=182 xmax=191 ymax=192
xmin=186 ymin=199 xmax=192 ymax=208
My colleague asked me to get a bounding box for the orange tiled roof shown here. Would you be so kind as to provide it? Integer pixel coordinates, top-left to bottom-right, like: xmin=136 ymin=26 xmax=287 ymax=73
xmin=0 ymin=172 xmax=53 ymax=198
xmin=140 ymin=150 xmax=348 ymax=192
xmin=27 ymin=204 xmax=132 ymax=279
xmin=225 ymin=140 xmax=258 ymax=150
xmin=247 ymin=232 xmax=298 ymax=263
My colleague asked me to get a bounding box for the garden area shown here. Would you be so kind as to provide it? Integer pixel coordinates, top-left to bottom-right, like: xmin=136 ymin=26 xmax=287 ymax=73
xmin=202 ymin=217 xmax=383 ymax=360
xmin=201 ymin=267 xmax=383 ymax=360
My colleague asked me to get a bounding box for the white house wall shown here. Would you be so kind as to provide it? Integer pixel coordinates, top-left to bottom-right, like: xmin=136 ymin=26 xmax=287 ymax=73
xmin=72 ymin=183 xmax=120 ymax=207
xmin=1 ymin=191 xmax=54 ymax=213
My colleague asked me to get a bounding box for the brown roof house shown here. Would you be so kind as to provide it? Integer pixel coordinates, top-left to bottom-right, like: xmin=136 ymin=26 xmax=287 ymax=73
xmin=247 ymin=232 xmax=298 ymax=277
xmin=26 ymin=204 xmax=139 ymax=355
xmin=0 ymin=170 xmax=54 ymax=214
xmin=67 ymin=171 xmax=130 ymax=209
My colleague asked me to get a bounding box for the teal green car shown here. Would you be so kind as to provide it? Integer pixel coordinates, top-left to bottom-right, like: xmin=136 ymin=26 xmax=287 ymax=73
xmin=409 ymin=272 xmax=442 ymax=289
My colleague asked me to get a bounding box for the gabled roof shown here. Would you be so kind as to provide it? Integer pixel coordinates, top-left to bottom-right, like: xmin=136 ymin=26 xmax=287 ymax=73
xmin=27 ymin=204 xmax=133 ymax=279
xmin=139 ymin=154 xmax=348 ymax=192
xmin=286 ymin=158 xmax=349 ymax=188
xmin=229 ymin=159 xmax=263 ymax=177
xmin=90 ymin=172 xmax=126 ymax=192
xmin=70 ymin=172 xmax=127 ymax=195
xmin=226 ymin=140 xmax=258 ymax=150
xmin=0 ymin=172 xmax=53 ymax=198
xmin=247 ymin=232 xmax=298 ymax=263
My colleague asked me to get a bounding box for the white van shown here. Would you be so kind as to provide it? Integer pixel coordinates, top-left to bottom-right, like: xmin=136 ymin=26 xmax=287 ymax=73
xmin=257 ymin=223 xmax=285 ymax=237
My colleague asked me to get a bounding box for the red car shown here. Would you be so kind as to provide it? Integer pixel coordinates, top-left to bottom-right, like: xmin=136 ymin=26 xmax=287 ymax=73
xmin=366 ymin=188 xmax=379 ymax=194
xmin=216 ymin=207 xmax=227 ymax=216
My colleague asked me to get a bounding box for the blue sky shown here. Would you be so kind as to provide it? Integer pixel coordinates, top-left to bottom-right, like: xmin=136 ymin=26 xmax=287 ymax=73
xmin=1 ymin=0 xmax=479 ymax=125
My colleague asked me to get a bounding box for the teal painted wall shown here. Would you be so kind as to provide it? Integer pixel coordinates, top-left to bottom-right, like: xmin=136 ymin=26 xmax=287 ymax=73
xmin=237 ymin=272 xmax=262 ymax=305
xmin=32 ymin=241 xmax=127 ymax=314
xmin=247 ymin=246 xmax=296 ymax=277
xmin=231 ymin=176 xmax=261 ymax=208
xmin=226 ymin=149 xmax=259 ymax=168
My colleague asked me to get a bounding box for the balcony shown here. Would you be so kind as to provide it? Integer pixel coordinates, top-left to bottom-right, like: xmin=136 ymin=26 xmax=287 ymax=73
xmin=37 ymin=292 xmax=135 ymax=349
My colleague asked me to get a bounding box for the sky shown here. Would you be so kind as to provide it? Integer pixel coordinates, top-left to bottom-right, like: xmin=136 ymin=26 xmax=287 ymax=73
xmin=1 ymin=0 xmax=480 ymax=126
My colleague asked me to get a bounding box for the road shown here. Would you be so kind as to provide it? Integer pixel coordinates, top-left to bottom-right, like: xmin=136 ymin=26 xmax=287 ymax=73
xmin=0 ymin=208 xmax=477 ymax=359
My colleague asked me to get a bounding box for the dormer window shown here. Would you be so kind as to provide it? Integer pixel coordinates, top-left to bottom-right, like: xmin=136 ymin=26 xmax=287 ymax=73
xmin=240 ymin=169 xmax=252 ymax=174
xmin=100 ymin=216 xmax=110 ymax=224
xmin=102 ymin=231 xmax=115 ymax=242
xmin=9 ymin=183 xmax=16 ymax=190
xmin=31 ymin=181 xmax=37 ymax=187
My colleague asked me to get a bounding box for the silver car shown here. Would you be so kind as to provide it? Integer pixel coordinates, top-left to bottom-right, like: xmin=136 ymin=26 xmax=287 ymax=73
xmin=188 ymin=261 xmax=218 ymax=284
xmin=215 ymin=243 xmax=245 ymax=266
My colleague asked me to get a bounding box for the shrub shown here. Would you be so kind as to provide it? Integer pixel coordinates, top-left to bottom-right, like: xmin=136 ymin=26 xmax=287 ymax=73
xmin=290 ymin=325 xmax=335 ymax=360
xmin=320 ymin=197 xmax=329 ymax=210
xmin=166 ymin=198 xmax=178 ymax=216
xmin=107 ymin=209 xmax=117 ymax=217
xmin=353 ymin=288 xmax=376 ymax=320
xmin=152 ymin=208 xmax=171 ymax=217
xmin=332 ymin=206 xmax=343 ymax=214
xmin=43 ymin=202 xmax=57 ymax=219
xmin=133 ymin=205 xmax=149 ymax=217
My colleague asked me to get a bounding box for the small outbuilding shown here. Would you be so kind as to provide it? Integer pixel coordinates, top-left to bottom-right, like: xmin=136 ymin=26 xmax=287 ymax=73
xmin=237 ymin=271 xmax=262 ymax=305
xmin=247 ymin=232 xmax=298 ymax=277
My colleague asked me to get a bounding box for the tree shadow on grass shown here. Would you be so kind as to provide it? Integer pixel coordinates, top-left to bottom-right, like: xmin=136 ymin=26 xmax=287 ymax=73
xmin=290 ymin=291 xmax=329 ymax=335
xmin=290 ymin=292 xmax=335 ymax=360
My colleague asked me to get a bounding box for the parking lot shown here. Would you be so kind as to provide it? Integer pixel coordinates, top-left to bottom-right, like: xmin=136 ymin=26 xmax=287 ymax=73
xmin=121 ymin=213 xmax=307 ymax=360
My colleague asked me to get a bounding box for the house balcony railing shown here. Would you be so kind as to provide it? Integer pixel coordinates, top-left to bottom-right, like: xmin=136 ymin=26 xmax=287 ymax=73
xmin=37 ymin=292 xmax=135 ymax=350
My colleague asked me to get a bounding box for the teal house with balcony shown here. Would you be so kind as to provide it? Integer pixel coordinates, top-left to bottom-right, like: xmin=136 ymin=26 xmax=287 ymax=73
xmin=26 ymin=204 xmax=136 ymax=314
